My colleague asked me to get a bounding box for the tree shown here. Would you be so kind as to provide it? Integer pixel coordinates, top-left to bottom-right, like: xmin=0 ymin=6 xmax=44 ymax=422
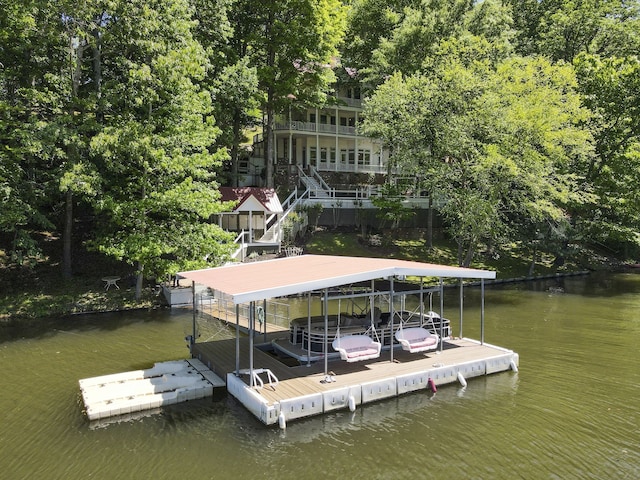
xmin=87 ymin=0 xmax=235 ymax=299
xmin=508 ymin=0 xmax=640 ymax=62
xmin=363 ymin=48 xmax=593 ymax=267
xmin=574 ymin=53 xmax=640 ymax=252
xmin=0 ymin=0 xmax=74 ymax=267
xmin=233 ymin=0 xmax=346 ymax=187
xmin=345 ymin=0 xmax=514 ymax=85
xmin=191 ymin=0 xmax=261 ymax=187
xmin=342 ymin=0 xmax=418 ymax=82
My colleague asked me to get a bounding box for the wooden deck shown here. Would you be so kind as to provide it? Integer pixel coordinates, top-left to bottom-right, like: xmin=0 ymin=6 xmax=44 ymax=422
xmin=192 ymin=333 xmax=518 ymax=422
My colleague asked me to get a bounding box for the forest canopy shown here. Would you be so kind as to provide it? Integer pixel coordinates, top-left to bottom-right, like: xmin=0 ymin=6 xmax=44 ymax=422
xmin=2 ymin=0 xmax=640 ymax=289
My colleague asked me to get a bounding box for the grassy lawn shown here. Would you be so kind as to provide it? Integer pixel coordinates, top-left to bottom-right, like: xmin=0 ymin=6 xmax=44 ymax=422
xmin=303 ymin=228 xmax=572 ymax=279
xmin=0 ymin=241 xmax=158 ymax=322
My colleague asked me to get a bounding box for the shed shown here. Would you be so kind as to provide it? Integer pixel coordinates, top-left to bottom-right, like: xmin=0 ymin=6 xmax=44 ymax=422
xmin=217 ymin=187 xmax=283 ymax=244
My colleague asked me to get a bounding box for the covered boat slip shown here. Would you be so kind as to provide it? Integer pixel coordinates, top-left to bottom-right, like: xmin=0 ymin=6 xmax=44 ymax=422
xmin=178 ymin=255 xmax=519 ymax=427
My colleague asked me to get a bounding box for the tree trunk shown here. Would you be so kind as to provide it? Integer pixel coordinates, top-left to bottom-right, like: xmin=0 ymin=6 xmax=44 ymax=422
xmin=265 ymin=90 xmax=275 ymax=188
xmin=264 ymin=14 xmax=275 ymax=189
xmin=426 ymin=195 xmax=433 ymax=249
xmin=62 ymin=37 xmax=85 ymax=279
xmin=92 ymin=25 xmax=103 ymax=122
xmin=528 ymin=249 xmax=537 ymax=276
xmin=136 ymin=261 xmax=144 ymax=301
xmin=463 ymin=243 xmax=475 ymax=268
xmin=63 ymin=190 xmax=73 ymax=279
xmin=231 ymin=109 xmax=241 ymax=187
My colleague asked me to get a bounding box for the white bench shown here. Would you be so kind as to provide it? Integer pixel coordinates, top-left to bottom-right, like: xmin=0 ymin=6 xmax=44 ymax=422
xmin=395 ymin=327 xmax=439 ymax=353
xmin=332 ymin=335 xmax=381 ymax=362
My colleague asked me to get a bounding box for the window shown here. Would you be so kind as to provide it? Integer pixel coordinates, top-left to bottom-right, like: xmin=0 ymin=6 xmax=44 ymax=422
xmin=358 ymin=150 xmax=371 ymax=166
xmin=309 ymin=113 xmax=316 ymax=123
xmin=320 ymin=114 xmax=328 ymax=124
xmin=347 ymin=87 xmax=361 ymax=99
xmin=330 ymin=147 xmax=336 ymax=163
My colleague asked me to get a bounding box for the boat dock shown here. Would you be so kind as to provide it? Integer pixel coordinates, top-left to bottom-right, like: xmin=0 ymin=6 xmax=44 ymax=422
xmin=79 ymin=358 xmax=225 ymax=421
xmin=176 ymin=255 xmax=519 ymax=428
xmin=192 ymin=334 xmax=518 ymax=427
xmin=76 ymin=255 xmax=519 ymax=428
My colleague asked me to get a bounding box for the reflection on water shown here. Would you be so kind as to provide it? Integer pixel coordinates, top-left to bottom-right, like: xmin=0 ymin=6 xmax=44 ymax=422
xmin=1 ymin=272 xmax=639 ymax=479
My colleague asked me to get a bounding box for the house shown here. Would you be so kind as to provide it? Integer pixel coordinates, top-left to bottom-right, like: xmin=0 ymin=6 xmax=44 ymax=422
xmin=229 ymin=71 xmax=434 ymax=241
xmin=239 ymin=74 xmax=390 ymax=188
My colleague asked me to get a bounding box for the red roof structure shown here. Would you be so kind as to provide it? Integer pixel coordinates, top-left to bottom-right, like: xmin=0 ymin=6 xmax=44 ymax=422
xmin=219 ymin=187 xmax=283 ymax=213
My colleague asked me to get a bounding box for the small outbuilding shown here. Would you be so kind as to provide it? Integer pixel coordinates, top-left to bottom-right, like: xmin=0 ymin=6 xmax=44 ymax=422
xmin=217 ymin=187 xmax=284 ymax=258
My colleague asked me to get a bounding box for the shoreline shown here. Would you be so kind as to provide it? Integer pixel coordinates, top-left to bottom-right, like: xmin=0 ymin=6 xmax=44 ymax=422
xmin=4 ymin=263 xmax=634 ymax=325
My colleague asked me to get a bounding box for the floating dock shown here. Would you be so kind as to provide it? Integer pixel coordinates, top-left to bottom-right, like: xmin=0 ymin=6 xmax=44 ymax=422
xmin=79 ymin=359 xmax=225 ymax=421
xmin=192 ymin=335 xmax=519 ymax=427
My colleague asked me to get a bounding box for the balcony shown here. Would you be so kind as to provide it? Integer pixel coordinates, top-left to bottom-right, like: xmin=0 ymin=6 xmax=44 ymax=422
xmin=335 ymin=96 xmax=362 ymax=108
xmin=314 ymin=160 xmax=387 ymax=174
xmin=274 ymin=121 xmax=357 ymax=137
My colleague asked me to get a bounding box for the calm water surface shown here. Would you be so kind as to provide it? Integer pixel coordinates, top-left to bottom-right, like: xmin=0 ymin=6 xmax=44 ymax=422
xmin=1 ymin=272 xmax=638 ymax=479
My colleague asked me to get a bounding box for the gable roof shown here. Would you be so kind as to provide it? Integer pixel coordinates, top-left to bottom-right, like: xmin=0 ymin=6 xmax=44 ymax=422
xmin=178 ymin=254 xmax=496 ymax=305
xmin=219 ymin=187 xmax=283 ymax=213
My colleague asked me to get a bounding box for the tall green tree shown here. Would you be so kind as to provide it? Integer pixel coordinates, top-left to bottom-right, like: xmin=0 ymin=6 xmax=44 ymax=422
xmin=191 ymin=0 xmax=261 ymax=187
xmin=344 ymin=0 xmax=514 ymax=85
xmin=574 ymin=53 xmax=640 ymax=252
xmin=232 ymin=0 xmax=346 ymax=187
xmin=508 ymin=0 xmax=640 ymax=61
xmin=0 ymin=0 xmax=75 ymax=267
xmin=342 ymin=0 xmax=418 ymax=81
xmin=87 ymin=0 xmax=235 ymax=299
xmin=363 ymin=49 xmax=593 ymax=267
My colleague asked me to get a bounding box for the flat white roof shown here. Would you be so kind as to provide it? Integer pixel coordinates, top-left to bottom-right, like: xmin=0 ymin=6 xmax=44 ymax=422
xmin=178 ymin=255 xmax=496 ymax=305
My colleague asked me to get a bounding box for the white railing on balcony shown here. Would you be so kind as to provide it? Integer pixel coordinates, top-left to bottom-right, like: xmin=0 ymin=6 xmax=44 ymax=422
xmin=274 ymin=121 xmax=357 ymax=136
xmin=314 ymin=161 xmax=387 ymax=174
xmin=336 ymin=96 xmax=362 ymax=108
xmin=231 ymin=230 xmax=249 ymax=261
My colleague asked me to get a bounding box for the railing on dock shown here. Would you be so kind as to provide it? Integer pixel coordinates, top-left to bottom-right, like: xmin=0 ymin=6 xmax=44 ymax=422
xmin=196 ymin=294 xmax=290 ymax=334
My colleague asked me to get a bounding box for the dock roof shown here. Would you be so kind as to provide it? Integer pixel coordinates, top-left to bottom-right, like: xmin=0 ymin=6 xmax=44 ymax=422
xmin=178 ymin=255 xmax=496 ymax=305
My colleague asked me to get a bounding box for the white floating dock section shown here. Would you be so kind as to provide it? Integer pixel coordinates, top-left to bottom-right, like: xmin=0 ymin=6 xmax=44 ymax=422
xmin=79 ymin=359 xmax=224 ymax=421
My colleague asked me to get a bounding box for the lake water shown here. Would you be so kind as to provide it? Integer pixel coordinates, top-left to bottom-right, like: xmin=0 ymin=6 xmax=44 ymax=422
xmin=1 ymin=272 xmax=638 ymax=479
